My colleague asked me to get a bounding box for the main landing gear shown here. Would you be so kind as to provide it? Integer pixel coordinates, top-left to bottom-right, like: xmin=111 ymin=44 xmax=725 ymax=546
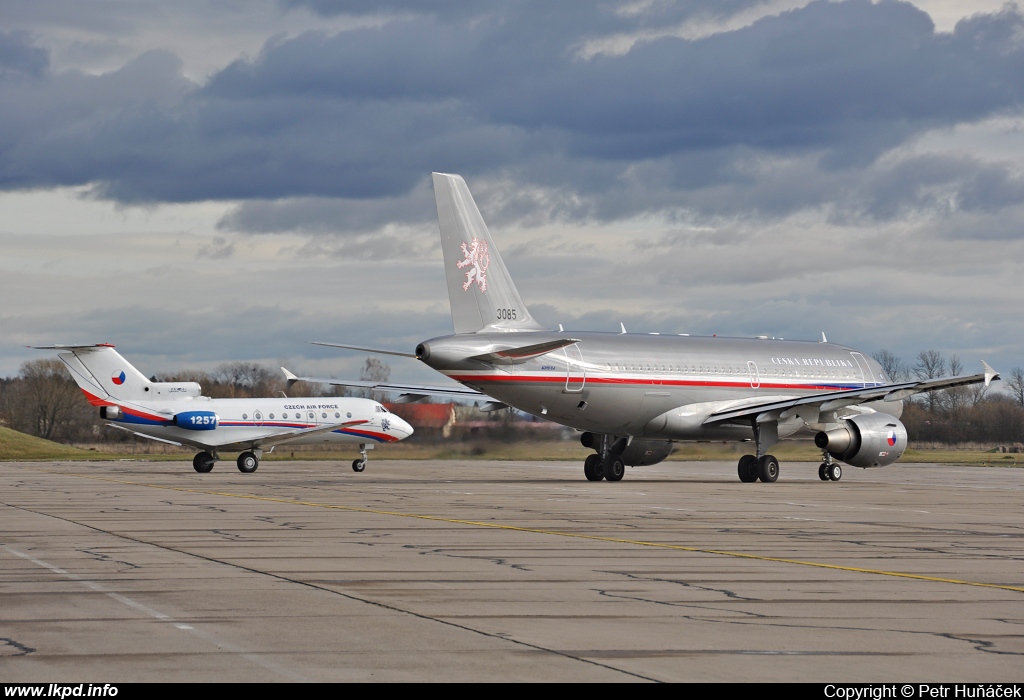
xmin=581 ymin=434 xmax=626 ymax=482
xmin=736 ymin=454 xmax=779 ymax=483
xmin=193 ymin=451 xmax=215 ymax=473
xmin=237 ymin=451 xmax=259 ymax=473
xmin=191 ymin=449 xmax=263 ymax=474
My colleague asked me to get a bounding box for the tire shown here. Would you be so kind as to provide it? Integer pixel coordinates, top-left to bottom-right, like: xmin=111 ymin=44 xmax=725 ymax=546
xmin=738 ymin=455 xmax=758 ymax=483
xmin=583 ymin=454 xmax=603 ymax=481
xmin=828 ymin=463 xmax=842 ymax=481
xmin=193 ymin=452 xmax=214 ymax=473
xmin=818 ymin=463 xmax=829 ymax=481
xmin=605 ymin=457 xmax=625 ymax=482
xmin=237 ymin=452 xmax=259 ymax=473
xmin=757 ymin=455 xmax=779 ymax=483
xmin=352 ymin=459 xmax=366 ymax=473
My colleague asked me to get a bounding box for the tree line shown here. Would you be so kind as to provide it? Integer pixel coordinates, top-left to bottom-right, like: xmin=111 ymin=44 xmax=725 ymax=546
xmin=1 ymin=351 xmax=1022 ymax=447
xmin=872 ymin=349 xmax=1024 ymax=444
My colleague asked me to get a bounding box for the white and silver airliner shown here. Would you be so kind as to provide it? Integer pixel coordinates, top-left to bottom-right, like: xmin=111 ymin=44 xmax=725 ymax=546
xmin=40 ymin=344 xmax=412 ymax=473
xmin=292 ymin=173 xmax=998 ymax=484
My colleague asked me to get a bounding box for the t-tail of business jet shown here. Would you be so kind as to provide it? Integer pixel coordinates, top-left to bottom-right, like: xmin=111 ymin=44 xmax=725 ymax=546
xmin=298 ymin=172 xmax=1000 ymax=484
xmin=39 ymin=344 xmax=412 ymax=474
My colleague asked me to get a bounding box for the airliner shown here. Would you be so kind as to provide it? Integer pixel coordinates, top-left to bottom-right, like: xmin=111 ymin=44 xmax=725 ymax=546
xmin=39 ymin=344 xmax=412 ymax=473
xmin=290 ymin=173 xmax=998 ymax=483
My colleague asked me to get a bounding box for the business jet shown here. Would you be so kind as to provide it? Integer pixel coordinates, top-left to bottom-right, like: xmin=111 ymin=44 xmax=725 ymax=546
xmin=39 ymin=344 xmax=412 ymax=473
xmin=290 ymin=172 xmax=998 ymax=484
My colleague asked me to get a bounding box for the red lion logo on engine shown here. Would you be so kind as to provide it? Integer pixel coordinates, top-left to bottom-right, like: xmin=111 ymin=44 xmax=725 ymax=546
xmin=457 ymin=237 xmax=490 ymax=292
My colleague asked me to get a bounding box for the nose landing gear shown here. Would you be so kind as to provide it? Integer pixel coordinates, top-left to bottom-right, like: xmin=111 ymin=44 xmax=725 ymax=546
xmin=352 ymin=444 xmax=369 ymax=472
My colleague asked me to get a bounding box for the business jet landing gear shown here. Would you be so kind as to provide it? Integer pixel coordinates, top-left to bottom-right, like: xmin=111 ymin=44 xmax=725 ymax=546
xmin=584 ymin=454 xmax=603 ymax=481
xmin=352 ymin=444 xmax=369 ymax=472
xmin=237 ymin=451 xmax=259 ymax=473
xmin=193 ymin=452 xmax=215 ymax=473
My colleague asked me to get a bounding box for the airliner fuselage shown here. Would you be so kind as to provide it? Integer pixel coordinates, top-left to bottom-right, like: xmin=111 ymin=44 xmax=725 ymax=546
xmin=417 ymin=331 xmax=902 ymax=441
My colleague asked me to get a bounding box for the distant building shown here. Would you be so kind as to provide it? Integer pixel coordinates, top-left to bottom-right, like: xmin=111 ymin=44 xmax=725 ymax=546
xmin=384 ymin=402 xmax=457 ymax=440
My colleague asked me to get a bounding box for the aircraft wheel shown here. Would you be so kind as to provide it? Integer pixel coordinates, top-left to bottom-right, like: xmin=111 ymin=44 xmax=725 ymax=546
xmin=818 ymin=463 xmax=830 ymax=481
xmin=237 ymin=452 xmax=259 ymax=473
xmin=738 ymin=454 xmax=758 ymax=482
xmin=193 ymin=452 xmax=214 ymax=473
xmin=604 ymin=457 xmax=625 ymax=482
xmin=757 ymin=455 xmax=779 ymax=483
xmin=828 ymin=463 xmax=842 ymax=482
xmin=583 ymin=454 xmax=603 ymax=481
xmin=352 ymin=459 xmax=366 ymax=473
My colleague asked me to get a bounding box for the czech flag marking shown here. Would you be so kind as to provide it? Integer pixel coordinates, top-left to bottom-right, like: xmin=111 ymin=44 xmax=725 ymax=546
xmin=887 ymin=430 xmax=897 ymax=446
xmin=112 ymin=371 xmax=126 ymax=386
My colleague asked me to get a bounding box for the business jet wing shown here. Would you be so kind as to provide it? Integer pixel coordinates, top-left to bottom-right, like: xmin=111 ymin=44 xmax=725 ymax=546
xmin=282 ymin=368 xmax=484 ymax=404
xmin=108 ymin=418 xmax=370 ymax=451
xmin=704 ymin=362 xmax=999 ymax=425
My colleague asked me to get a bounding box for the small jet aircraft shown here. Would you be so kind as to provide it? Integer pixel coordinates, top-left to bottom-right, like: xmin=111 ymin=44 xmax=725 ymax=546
xmin=39 ymin=344 xmax=412 ymax=473
xmin=289 ymin=173 xmax=999 ymax=484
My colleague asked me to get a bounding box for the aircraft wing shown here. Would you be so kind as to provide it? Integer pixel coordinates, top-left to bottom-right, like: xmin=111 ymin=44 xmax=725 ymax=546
xmin=704 ymin=362 xmax=999 ymax=425
xmin=282 ymin=368 xmax=485 ymax=403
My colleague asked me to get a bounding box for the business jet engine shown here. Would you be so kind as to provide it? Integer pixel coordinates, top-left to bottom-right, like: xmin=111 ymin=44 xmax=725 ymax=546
xmin=173 ymin=411 xmax=220 ymax=431
xmin=814 ymin=413 xmax=907 ymax=468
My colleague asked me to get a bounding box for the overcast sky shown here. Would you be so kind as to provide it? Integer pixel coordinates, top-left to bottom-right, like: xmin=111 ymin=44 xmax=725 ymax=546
xmin=1 ymin=0 xmax=1022 ymax=389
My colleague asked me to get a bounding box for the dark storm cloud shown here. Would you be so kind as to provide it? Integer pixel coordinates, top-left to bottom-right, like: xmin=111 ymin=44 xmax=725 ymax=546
xmin=2 ymin=1 xmax=1024 ymax=223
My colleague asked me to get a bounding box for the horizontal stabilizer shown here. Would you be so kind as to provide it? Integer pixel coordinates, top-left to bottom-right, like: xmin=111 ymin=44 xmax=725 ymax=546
xmin=469 ymin=338 xmax=581 ymax=365
xmin=309 ymin=342 xmax=417 ymax=358
xmin=281 ymin=370 xmax=484 ymax=399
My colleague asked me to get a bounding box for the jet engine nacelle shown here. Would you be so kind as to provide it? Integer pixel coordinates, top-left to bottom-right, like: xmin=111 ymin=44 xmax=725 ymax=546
xmin=173 ymin=411 xmax=219 ymax=431
xmin=619 ymin=438 xmax=673 ymax=466
xmin=582 ymin=432 xmax=673 ymax=466
xmin=100 ymin=405 xmax=121 ymax=420
xmin=814 ymin=413 xmax=907 ymax=468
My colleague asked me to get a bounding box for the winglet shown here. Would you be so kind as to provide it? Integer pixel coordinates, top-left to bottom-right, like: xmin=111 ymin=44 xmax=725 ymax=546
xmin=982 ymin=360 xmax=999 ymax=387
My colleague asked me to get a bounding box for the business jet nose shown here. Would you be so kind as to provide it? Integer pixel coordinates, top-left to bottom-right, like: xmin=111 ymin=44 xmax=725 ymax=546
xmin=389 ymin=415 xmax=414 ymax=440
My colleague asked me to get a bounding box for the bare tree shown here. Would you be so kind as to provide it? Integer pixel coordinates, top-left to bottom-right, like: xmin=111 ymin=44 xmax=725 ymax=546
xmin=944 ymin=353 xmax=970 ymax=414
xmin=212 ymin=362 xmax=277 ymax=398
xmin=359 ymin=357 xmax=392 ymax=401
xmin=15 ymin=358 xmax=83 ymax=441
xmin=1006 ymin=367 xmax=1024 ymax=408
xmin=913 ymin=350 xmax=946 ymax=413
xmin=872 ymin=349 xmax=909 ymax=382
